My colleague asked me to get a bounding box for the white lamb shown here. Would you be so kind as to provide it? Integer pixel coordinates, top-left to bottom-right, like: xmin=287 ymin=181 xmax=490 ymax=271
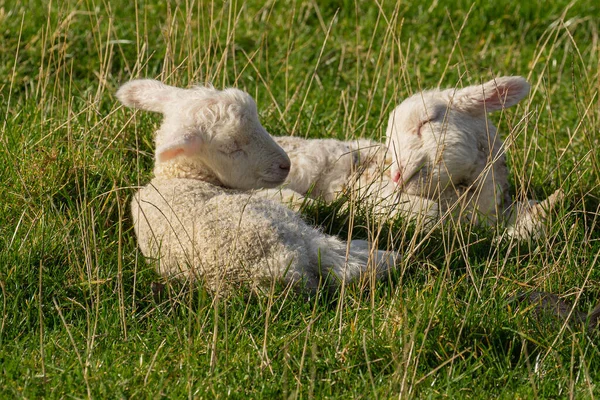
xmin=273 ymin=77 xmax=562 ymax=239
xmin=386 ymin=76 xmax=563 ymax=237
xmin=117 ymin=79 xmax=395 ymax=294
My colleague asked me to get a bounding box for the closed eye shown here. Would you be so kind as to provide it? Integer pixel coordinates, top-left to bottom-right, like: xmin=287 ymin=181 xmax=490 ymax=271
xmin=219 ymin=148 xmax=245 ymax=157
xmin=416 ymin=118 xmax=434 ymax=136
xmin=218 ymin=138 xmax=247 ymax=156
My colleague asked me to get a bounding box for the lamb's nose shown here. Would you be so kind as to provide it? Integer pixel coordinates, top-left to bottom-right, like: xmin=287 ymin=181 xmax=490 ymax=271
xmin=279 ymin=160 xmax=291 ymax=172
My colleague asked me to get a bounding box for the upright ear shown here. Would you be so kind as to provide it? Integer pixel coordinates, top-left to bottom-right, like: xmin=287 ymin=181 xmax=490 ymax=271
xmin=156 ymin=135 xmax=203 ymax=162
xmin=116 ymin=79 xmax=185 ymax=114
xmin=453 ymin=76 xmax=530 ymax=114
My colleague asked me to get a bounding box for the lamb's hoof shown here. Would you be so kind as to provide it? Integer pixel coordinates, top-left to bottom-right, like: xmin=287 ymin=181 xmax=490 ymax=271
xmin=349 ymin=239 xmax=370 ymax=252
xmin=534 ymin=188 xmax=565 ymax=218
xmin=349 ymin=240 xmax=400 ymax=275
xmin=502 ymin=189 xmax=565 ymax=242
xmin=151 ymin=281 xmax=166 ymax=302
xmin=377 ymin=249 xmax=401 ymax=270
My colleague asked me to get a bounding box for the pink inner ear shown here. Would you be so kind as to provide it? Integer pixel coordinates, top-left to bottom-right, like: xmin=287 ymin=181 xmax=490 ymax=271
xmin=479 ymin=78 xmax=529 ymax=111
xmin=157 ymin=147 xmax=185 ymax=162
xmin=156 ymin=135 xmax=203 ymax=162
xmin=484 ymin=86 xmax=510 ymax=108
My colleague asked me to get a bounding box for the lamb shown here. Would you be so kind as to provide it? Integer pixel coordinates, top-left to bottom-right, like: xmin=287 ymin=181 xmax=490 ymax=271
xmin=386 ymin=76 xmax=563 ymax=236
xmin=387 ymin=76 xmax=520 ymax=223
xmin=117 ymin=79 xmax=396 ymax=294
xmin=272 ymin=77 xmax=562 ymax=239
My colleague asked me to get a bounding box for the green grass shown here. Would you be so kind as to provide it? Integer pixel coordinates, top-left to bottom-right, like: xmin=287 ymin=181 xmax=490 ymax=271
xmin=1 ymin=0 xmax=599 ymax=397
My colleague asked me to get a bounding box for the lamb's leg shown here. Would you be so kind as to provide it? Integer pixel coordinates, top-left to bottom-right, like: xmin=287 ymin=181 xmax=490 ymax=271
xmin=503 ymin=189 xmax=564 ymax=241
xmin=349 ymin=239 xmax=400 ymax=278
xmin=303 ymin=234 xmax=399 ymax=291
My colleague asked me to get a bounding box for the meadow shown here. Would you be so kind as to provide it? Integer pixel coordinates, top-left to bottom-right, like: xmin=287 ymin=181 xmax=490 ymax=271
xmin=1 ymin=0 xmax=599 ymax=397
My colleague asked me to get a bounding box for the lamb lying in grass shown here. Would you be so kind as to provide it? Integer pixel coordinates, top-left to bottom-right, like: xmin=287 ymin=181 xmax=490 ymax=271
xmin=118 ymin=79 xmax=395 ymax=294
xmin=273 ymin=77 xmax=562 ymax=240
xmin=386 ymin=75 xmax=564 ymax=238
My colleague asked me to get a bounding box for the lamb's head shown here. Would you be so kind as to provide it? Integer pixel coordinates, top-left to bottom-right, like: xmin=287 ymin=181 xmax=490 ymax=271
xmin=117 ymin=79 xmax=291 ymax=189
xmin=386 ymin=76 xmax=530 ymax=198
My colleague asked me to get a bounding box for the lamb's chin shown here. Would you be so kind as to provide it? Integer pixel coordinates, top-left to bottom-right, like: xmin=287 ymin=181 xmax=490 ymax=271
xmin=400 ymin=179 xmax=445 ymax=200
xmin=260 ymin=179 xmax=286 ymax=189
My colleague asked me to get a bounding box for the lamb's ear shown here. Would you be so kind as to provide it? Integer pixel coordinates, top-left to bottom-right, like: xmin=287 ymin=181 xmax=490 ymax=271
xmin=156 ymin=135 xmax=203 ymax=162
xmin=453 ymin=76 xmax=530 ymax=114
xmin=116 ymin=79 xmax=185 ymax=113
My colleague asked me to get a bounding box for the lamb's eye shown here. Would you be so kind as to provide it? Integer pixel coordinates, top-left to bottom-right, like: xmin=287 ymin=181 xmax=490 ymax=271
xmin=219 ymin=146 xmax=244 ymax=157
xmin=416 ymin=118 xmax=433 ymax=136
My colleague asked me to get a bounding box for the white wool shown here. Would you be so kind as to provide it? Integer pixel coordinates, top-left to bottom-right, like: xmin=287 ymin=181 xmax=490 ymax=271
xmin=273 ymin=136 xmax=440 ymax=225
xmin=117 ymin=79 xmax=396 ymax=293
xmin=271 ymin=77 xmax=561 ymax=239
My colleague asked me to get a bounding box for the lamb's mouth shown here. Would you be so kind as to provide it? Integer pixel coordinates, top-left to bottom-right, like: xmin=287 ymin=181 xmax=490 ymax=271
xmin=260 ymin=177 xmax=287 ymax=187
xmin=395 ymin=163 xmax=427 ymax=191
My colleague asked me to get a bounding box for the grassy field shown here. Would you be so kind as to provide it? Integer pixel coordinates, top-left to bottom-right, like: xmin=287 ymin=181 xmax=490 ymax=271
xmin=1 ymin=0 xmax=599 ymax=397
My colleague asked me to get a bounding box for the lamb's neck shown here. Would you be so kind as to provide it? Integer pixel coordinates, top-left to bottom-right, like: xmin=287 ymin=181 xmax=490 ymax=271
xmin=454 ymin=153 xmax=510 ymax=220
xmin=468 ymin=125 xmax=509 ymax=192
xmin=154 ymin=159 xmax=224 ymax=186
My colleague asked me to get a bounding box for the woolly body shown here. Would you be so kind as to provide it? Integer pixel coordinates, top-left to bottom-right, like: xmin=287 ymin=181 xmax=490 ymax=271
xmin=132 ymin=178 xmax=375 ymax=291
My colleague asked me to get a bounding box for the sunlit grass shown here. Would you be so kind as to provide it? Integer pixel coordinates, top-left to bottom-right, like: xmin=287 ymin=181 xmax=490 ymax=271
xmin=0 ymin=0 xmax=599 ymax=398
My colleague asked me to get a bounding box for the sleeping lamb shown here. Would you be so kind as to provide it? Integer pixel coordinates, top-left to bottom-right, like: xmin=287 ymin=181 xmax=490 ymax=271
xmin=272 ymin=76 xmax=562 ymax=239
xmin=117 ymin=79 xmax=396 ymax=294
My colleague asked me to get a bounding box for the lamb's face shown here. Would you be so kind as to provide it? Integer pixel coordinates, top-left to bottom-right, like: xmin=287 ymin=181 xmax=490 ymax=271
xmin=157 ymin=89 xmax=291 ymax=189
xmin=117 ymin=80 xmax=291 ymax=190
xmin=386 ymin=77 xmax=531 ymax=199
xmin=207 ymin=114 xmax=292 ymax=190
xmin=386 ymin=91 xmax=482 ymax=198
